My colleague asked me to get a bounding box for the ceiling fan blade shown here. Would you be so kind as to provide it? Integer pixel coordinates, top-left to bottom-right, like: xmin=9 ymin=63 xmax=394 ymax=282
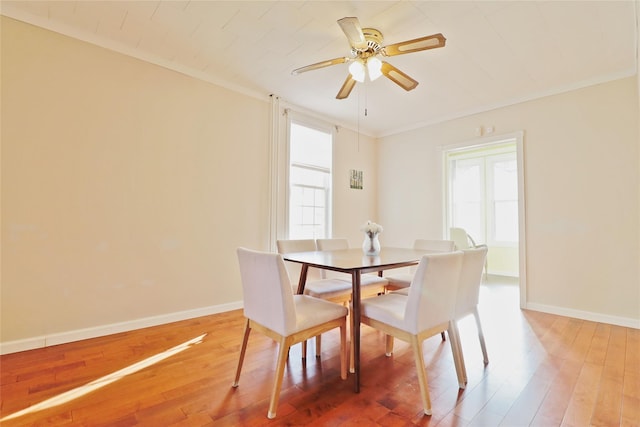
xmin=336 ymin=74 xmax=356 ymax=99
xmin=337 ymin=17 xmax=367 ymax=50
xmin=383 ymin=33 xmax=446 ymax=56
xmin=381 ymin=61 xmax=419 ymax=91
xmin=292 ymin=57 xmax=349 ymax=75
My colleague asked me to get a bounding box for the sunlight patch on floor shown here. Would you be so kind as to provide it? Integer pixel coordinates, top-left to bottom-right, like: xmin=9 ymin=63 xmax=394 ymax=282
xmin=0 ymin=333 xmax=207 ymax=422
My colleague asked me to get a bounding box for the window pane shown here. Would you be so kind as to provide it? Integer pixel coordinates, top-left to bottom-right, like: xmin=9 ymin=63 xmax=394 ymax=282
xmin=290 ymin=166 xmax=328 ymax=187
xmin=302 ymin=206 xmax=314 ymax=224
xmin=314 ymin=189 xmax=325 ymax=207
xmin=290 ymin=123 xmax=331 ymax=168
xmin=288 ymin=121 xmax=332 ymax=239
xmin=302 ymin=187 xmax=315 ymax=205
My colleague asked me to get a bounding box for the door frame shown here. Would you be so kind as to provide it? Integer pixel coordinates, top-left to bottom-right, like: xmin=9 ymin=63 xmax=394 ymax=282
xmin=441 ymin=131 xmax=527 ymax=308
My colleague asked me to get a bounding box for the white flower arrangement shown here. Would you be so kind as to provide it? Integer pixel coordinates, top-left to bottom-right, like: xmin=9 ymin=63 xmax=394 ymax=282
xmin=360 ymin=220 xmax=383 ymax=236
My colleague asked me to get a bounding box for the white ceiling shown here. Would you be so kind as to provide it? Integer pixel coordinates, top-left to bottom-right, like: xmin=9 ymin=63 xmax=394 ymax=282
xmin=2 ymin=1 xmax=637 ymax=137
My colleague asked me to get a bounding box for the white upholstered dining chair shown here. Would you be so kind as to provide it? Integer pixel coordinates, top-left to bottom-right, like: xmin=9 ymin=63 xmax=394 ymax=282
xmin=277 ymin=239 xmax=353 ymax=358
xmin=448 ymin=246 xmax=490 ymax=385
xmin=233 ymin=248 xmax=348 ymax=419
xmin=385 ymin=239 xmax=455 ymax=291
xmin=394 ymin=246 xmax=490 ymax=381
xmin=360 ymin=251 xmax=466 ymax=416
xmin=277 ymin=239 xmax=353 ymax=304
xmin=450 ymin=227 xmax=488 ymax=279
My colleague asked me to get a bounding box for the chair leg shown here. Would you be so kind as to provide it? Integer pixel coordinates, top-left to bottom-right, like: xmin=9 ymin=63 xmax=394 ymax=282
xmin=473 ymin=308 xmax=489 ymax=365
xmin=385 ymin=334 xmax=394 ymax=356
xmin=233 ymin=319 xmax=251 ymax=387
xmin=316 ymin=335 xmax=322 ymax=358
xmin=268 ymin=336 xmax=291 ymax=419
xmin=349 ymin=304 xmax=355 ymax=373
xmin=448 ymin=321 xmax=467 ymax=388
xmin=441 ymin=332 xmax=446 ymax=341
xmin=349 ymin=337 xmax=355 ymax=373
xmin=339 ymin=321 xmax=347 ymax=380
xmin=410 ymin=336 xmax=432 ymax=416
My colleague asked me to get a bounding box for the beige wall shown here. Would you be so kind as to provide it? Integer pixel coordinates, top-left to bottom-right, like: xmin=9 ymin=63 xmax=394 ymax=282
xmin=379 ymin=77 xmax=639 ymax=326
xmin=333 ymin=127 xmax=380 ymax=244
xmin=1 ymin=17 xmax=379 ymax=350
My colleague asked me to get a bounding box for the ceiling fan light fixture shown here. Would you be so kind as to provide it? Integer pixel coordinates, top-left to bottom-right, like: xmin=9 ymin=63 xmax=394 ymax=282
xmin=292 ymin=17 xmax=446 ymax=100
xmin=349 ymin=60 xmax=366 ymax=82
xmin=367 ymin=57 xmax=382 ymax=81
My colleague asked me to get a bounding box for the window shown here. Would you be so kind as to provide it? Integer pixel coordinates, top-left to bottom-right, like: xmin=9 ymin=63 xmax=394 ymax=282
xmin=287 ymin=120 xmax=332 ymax=239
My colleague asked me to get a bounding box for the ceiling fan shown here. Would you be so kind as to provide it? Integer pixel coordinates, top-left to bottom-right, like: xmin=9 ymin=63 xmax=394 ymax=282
xmin=292 ymin=17 xmax=446 ymax=99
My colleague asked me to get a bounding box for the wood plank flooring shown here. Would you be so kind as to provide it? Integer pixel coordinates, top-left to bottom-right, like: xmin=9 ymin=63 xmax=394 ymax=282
xmin=1 ymin=279 xmax=639 ymax=426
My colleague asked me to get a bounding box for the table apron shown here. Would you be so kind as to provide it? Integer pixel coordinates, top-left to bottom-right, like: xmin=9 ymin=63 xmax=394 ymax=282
xmin=290 ymin=261 xmax=419 ymax=276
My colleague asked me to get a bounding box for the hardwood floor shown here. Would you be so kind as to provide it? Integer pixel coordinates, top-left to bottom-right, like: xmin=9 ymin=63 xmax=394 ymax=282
xmin=1 ymin=278 xmax=639 ymax=426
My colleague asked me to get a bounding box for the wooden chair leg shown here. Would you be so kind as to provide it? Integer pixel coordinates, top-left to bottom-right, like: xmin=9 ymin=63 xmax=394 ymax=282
xmin=233 ymin=319 xmax=251 ymax=387
xmin=448 ymin=321 xmax=467 ymax=388
xmin=349 ymin=303 xmax=355 ymax=373
xmin=339 ymin=321 xmax=347 ymax=380
xmin=349 ymin=335 xmax=355 ymax=373
xmin=410 ymin=336 xmax=432 ymax=416
xmin=268 ymin=336 xmax=291 ymax=419
xmin=302 ymin=340 xmax=307 ymax=359
xmin=473 ymin=308 xmax=489 ymax=365
xmin=385 ymin=334 xmax=394 ymax=356
xmin=441 ymin=331 xmax=446 ymax=341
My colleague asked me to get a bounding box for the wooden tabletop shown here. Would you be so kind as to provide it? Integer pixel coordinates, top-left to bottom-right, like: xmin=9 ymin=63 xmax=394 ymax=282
xmin=282 ymin=247 xmax=434 ymax=274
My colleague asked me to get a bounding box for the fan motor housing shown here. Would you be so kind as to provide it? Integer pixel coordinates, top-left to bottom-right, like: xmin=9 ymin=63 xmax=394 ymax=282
xmin=354 ymin=28 xmax=383 ymax=56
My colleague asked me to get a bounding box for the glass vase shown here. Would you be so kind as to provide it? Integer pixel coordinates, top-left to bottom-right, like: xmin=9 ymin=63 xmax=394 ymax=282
xmin=362 ymin=232 xmax=381 ymax=256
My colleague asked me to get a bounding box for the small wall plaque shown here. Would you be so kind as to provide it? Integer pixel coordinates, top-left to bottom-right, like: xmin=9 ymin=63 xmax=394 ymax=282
xmin=350 ymin=169 xmax=363 ymax=190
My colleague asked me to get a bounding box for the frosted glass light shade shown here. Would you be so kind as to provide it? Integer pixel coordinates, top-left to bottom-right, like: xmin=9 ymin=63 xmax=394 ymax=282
xmin=367 ymin=57 xmax=383 ymax=81
xmin=348 ymin=61 xmax=365 ymax=82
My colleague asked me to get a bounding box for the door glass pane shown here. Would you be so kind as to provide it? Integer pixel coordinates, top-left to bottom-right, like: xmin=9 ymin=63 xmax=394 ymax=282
xmin=493 ymin=159 xmax=518 ymax=200
xmin=494 ymin=201 xmax=518 ymax=242
xmin=491 ymin=156 xmax=518 ymax=244
xmin=451 ymin=159 xmax=483 ymax=240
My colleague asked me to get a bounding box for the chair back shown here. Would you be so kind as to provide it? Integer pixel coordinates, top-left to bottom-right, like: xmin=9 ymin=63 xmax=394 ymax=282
xmin=236 ymin=248 xmax=296 ymax=336
xmin=414 ymin=239 xmax=455 ymax=252
xmin=455 ymin=247 xmax=488 ymax=317
xmin=450 ymin=227 xmax=472 ymax=250
xmin=403 ymin=239 xmax=455 ymax=275
xmin=316 ymin=238 xmax=349 ymax=251
xmin=316 ymin=239 xmax=350 ymax=280
xmin=405 ymin=251 xmax=464 ymax=334
xmin=276 ymin=239 xmax=323 ymax=282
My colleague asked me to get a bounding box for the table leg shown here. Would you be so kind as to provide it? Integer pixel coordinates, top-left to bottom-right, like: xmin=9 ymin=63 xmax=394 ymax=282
xmin=351 ymin=270 xmax=362 ymax=393
xmin=296 ymin=264 xmax=309 ymax=295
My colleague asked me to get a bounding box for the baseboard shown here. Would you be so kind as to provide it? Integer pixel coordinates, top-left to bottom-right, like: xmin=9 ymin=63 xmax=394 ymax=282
xmin=0 ymin=301 xmax=243 ymax=355
xmin=525 ymin=302 xmax=640 ymax=329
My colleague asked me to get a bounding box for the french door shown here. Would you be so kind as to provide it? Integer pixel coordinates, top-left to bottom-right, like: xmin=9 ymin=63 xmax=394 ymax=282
xmin=445 ymin=137 xmax=520 ymax=277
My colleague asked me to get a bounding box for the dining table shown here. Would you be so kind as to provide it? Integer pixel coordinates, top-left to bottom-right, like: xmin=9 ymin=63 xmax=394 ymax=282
xmin=282 ymin=247 xmax=434 ymax=392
